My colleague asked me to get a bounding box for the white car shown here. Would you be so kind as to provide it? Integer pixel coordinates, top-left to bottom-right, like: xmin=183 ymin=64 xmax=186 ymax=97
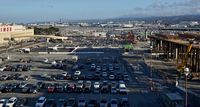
xmin=51 ymin=61 xmax=57 ymax=66
xmin=0 ymin=99 xmax=7 ymax=107
xmin=5 ymin=97 xmax=17 ymax=107
xmin=74 ymin=71 xmax=81 ymax=76
xmin=119 ymin=83 xmax=127 ymax=94
xmin=43 ymin=58 xmax=48 ymax=63
xmin=93 ymin=82 xmax=100 ymax=89
xmin=0 ymin=67 xmax=6 ymax=71
xmin=77 ymin=80 xmax=84 ymax=89
xmin=35 ymin=97 xmax=46 ymax=107
xmin=62 ymin=72 xmax=68 ymax=77
xmin=109 ymin=75 xmax=115 ymax=80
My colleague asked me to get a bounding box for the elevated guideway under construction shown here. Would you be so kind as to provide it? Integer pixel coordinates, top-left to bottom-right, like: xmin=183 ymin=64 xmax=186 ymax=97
xmin=148 ymin=33 xmax=200 ymax=79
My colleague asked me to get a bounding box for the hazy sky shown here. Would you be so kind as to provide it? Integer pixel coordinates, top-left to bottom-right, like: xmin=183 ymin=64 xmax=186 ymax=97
xmin=0 ymin=0 xmax=200 ymax=23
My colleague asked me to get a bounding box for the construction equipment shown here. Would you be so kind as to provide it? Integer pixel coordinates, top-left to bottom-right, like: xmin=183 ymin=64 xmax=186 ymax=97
xmin=177 ymin=39 xmax=193 ymax=77
xmin=127 ymin=31 xmax=137 ymax=44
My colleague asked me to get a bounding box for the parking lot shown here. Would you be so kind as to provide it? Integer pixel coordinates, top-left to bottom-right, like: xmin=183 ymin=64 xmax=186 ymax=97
xmin=0 ymin=36 xmax=163 ymax=107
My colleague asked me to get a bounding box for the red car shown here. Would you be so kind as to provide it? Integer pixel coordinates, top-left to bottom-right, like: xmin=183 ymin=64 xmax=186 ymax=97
xmin=48 ymin=86 xmax=55 ymax=93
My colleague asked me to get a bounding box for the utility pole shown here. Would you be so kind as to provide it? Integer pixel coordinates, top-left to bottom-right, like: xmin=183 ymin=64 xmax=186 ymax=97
xmin=184 ymin=67 xmax=190 ymax=107
xmin=150 ymin=45 xmax=153 ymax=91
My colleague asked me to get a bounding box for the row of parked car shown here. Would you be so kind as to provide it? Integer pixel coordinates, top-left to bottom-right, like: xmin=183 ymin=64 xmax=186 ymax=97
xmin=0 ymin=80 xmax=128 ymax=95
xmin=0 ymin=82 xmax=38 ymax=93
xmin=0 ymin=64 xmax=32 ymax=72
xmin=40 ymin=70 xmax=129 ymax=82
xmin=0 ymin=97 xmax=28 ymax=107
xmin=0 ymin=73 xmax=29 ymax=81
xmin=35 ymin=96 xmax=129 ymax=107
xmin=46 ymin=80 xmax=127 ymax=94
xmin=90 ymin=63 xmax=120 ymax=71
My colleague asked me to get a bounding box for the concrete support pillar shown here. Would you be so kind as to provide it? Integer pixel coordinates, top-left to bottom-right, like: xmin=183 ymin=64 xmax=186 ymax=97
xmin=195 ymin=49 xmax=198 ymax=73
xmin=175 ymin=48 xmax=178 ymax=60
xmin=145 ymin=29 xmax=148 ymax=39
xmin=167 ymin=41 xmax=170 ymax=59
xmin=160 ymin=40 xmax=163 ymax=52
xmin=191 ymin=50 xmax=195 ymax=71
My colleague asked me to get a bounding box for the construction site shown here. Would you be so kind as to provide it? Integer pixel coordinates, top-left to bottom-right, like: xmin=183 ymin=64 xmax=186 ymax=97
xmin=149 ymin=33 xmax=200 ymax=79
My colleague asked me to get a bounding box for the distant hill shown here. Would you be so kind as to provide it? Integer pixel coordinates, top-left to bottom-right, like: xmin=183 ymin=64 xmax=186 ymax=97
xmin=111 ymin=14 xmax=200 ymax=24
xmin=29 ymin=14 xmax=200 ymax=24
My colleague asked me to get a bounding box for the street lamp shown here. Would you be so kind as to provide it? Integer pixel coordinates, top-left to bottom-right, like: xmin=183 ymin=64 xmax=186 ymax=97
xmin=184 ymin=67 xmax=190 ymax=107
xmin=150 ymin=45 xmax=153 ymax=91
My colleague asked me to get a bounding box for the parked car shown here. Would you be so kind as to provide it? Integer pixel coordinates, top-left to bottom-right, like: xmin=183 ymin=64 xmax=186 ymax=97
xmin=30 ymin=85 xmax=40 ymax=94
xmin=48 ymin=86 xmax=55 ymax=93
xmin=56 ymin=85 xmax=64 ymax=93
xmin=78 ymin=97 xmax=86 ymax=107
xmin=101 ymin=81 xmax=109 ymax=93
xmin=110 ymin=99 xmax=118 ymax=107
xmin=74 ymin=71 xmax=81 ymax=76
xmin=65 ymin=74 xmax=72 ymax=80
xmin=102 ymin=64 xmax=107 ymax=71
xmin=123 ymin=74 xmax=129 ymax=81
xmin=62 ymin=72 xmax=68 ymax=77
xmin=110 ymin=82 xmax=117 ymax=94
xmin=108 ymin=64 xmax=113 ymax=71
xmin=90 ymin=64 xmax=96 ymax=71
xmin=35 ymin=97 xmax=46 ymax=107
xmin=57 ymin=99 xmax=66 ymax=107
xmin=120 ymin=98 xmax=129 ymax=107
xmin=84 ymin=81 xmax=91 ymax=92
xmin=43 ymin=58 xmax=48 ymax=63
xmin=102 ymin=72 xmax=107 ymax=77
xmin=0 ymin=67 xmax=6 ymax=71
xmin=0 ymin=75 xmax=8 ymax=81
xmin=100 ymin=99 xmax=108 ymax=107
xmin=15 ymin=98 xmax=28 ymax=107
xmin=96 ymin=66 xmax=101 ymax=71
xmin=22 ymin=87 xmax=30 ymax=93
xmin=87 ymin=99 xmax=99 ymax=107
xmin=109 ymin=75 xmax=115 ymax=80
xmin=44 ymin=99 xmax=56 ymax=107
xmin=76 ymin=80 xmax=84 ymax=92
xmin=36 ymin=82 xmax=44 ymax=89
xmin=5 ymin=97 xmax=18 ymax=107
xmin=93 ymin=82 xmax=100 ymax=93
xmin=0 ymin=99 xmax=7 ymax=107
xmin=119 ymin=83 xmax=127 ymax=95
xmin=67 ymin=83 xmax=76 ymax=92
xmin=2 ymin=84 xmax=14 ymax=93
xmin=66 ymin=98 xmax=76 ymax=107
xmin=86 ymin=75 xmax=94 ymax=80
xmin=114 ymin=64 xmax=120 ymax=70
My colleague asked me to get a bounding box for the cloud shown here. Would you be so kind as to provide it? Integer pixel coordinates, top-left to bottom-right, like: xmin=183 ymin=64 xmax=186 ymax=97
xmin=128 ymin=0 xmax=200 ymax=17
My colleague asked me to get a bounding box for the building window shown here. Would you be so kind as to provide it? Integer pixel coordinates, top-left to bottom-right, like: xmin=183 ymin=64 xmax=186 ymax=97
xmin=7 ymin=27 xmax=9 ymax=32
xmin=3 ymin=28 xmax=6 ymax=32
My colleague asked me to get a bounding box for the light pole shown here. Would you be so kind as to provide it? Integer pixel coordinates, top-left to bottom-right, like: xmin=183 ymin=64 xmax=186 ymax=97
xmin=150 ymin=45 xmax=153 ymax=91
xmin=184 ymin=67 xmax=190 ymax=107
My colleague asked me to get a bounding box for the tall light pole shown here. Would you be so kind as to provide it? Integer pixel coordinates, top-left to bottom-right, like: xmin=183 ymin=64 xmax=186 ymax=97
xmin=184 ymin=67 xmax=190 ymax=107
xmin=150 ymin=45 xmax=153 ymax=91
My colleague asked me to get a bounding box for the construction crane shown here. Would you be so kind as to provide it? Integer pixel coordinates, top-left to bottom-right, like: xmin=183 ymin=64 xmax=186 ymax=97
xmin=177 ymin=39 xmax=193 ymax=77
